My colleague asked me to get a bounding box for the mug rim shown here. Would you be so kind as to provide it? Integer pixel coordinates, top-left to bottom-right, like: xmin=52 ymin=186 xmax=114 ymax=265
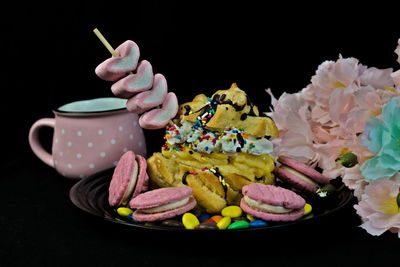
xmin=53 ymin=107 xmax=128 ymax=117
xmin=53 ymin=97 xmax=128 ymax=116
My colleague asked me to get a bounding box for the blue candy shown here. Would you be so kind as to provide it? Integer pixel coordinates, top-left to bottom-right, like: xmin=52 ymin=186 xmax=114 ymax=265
xmin=197 ymin=213 xmax=211 ymax=222
xmin=249 ymin=219 xmax=268 ymax=228
xmin=127 ymin=213 xmax=139 ymax=223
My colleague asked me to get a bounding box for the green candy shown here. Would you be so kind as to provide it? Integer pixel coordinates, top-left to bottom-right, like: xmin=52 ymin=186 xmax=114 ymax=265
xmin=227 ymin=220 xmax=249 ymax=230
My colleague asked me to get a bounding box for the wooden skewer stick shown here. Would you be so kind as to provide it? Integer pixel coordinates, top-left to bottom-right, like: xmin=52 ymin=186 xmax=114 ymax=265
xmin=93 ymin=28 xmax=119 ymax=57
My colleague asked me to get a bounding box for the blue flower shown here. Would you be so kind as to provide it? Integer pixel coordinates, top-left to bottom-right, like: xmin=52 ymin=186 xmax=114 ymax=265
xmin=360 ymin=96 xmax=400 ymax=181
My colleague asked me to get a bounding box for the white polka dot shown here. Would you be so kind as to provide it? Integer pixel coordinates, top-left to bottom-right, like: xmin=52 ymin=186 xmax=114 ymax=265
xmin=138 ymin=141 xmax=143 ymax=147
xmin=59 ymin=151 xmax=64 ymax=157
xmin=55 ymin=138 xmax=58 ymax=143
xmin=79 ymin=174 xmax=86 ymax=179
xmin=118 ymin=126 xmax=124 ymax=131
xmin=89 ymin=163 xmax=95 ymax=169
xmin=110 ymin=139 xmax=116 ymax=144
xmin=77 ymin=131 xmax=83 ymax=136
xmin=122 ymin=147 xmax=128 ymax=152
xmin=113 ymin=161 xmax=118 ymax=166
xmin=100 ymin=152 xmax=106 ymax=158
xmin=88 ymin=142 xmax=93 ymax=148
xmin=54 ymin=160 xmax=58 ymax=165
xmin=76 ymin=153 xmax=82 ymax=159
xmin=98 ymin=130 xmax=104 ymax=135
xmin=61 ymin=129 xmax=65 ymax=135
xmin=67 ymin=163 xmax=73 ymax=169
xmin=129 ymin=134 xmax=134 ymax=140
xmin=67 ymin=141 xmax=73 ymax=147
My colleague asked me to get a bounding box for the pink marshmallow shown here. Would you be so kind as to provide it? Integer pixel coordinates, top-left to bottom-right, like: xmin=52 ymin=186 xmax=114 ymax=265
xmin=95 ymin=40 xmax=140 ymax=81
xmin=139 ymin=92 xmax=178 ymax=129
xmin=111 ymin=60 xmax=154 ymax=99
xmin=126 ymin=73 xmax=168 ymax=114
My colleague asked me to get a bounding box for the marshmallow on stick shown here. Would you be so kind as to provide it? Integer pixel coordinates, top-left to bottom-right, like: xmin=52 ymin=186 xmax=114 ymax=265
xmin=93 ymin=28 xmax=178 ymax=129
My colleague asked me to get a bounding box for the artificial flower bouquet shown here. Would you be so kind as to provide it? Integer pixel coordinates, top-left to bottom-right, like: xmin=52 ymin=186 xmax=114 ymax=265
xmin=267 ymin=39 xmax=400 ymax=237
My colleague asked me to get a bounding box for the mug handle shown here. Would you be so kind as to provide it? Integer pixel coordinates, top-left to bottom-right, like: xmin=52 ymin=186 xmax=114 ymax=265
xmin=28 ymin=118 xmax=55 ymax=167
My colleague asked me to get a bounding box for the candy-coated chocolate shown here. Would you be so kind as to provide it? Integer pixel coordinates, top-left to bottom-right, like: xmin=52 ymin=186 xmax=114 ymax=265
xmin=161 ymin=219 xmax=184 ymax=228
xmin=198 ymin=213 xmax=211 ymax=222
xmin=221 ymin=206 xmax=243 ymax=218
xmin=303 ymin=214 xmax=314 ymax=220
xmin=127 ymin=213 xmax=138 ymax=222
xmin=211 ymin=215 xmax=223 ymax=223
xmin=232 ymin=217 xmax=247 ymax=223
xmin=196 ymin=222 xmax=219 ymax=230
xmin=216 ymin=216 xmax=231 ymax=230
xmin=117 ymin=207 xmax=134 ymax=217
xmin=303 ymin=203 xmax=312 ymax=216
xmin=249 ymin=220 xmax=268 ymax=228
xmin=182 ymin=212 xmax=200 ymax=230
xmin=246 ymin=214 xmax=256 ymax=222
xmin=202 ymin=218 xmax=217 ymax=224
xmin=227 ymin=220 xmax=249 ymax=229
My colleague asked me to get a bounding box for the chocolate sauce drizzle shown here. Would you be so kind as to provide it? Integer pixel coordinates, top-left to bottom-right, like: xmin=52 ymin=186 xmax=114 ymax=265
xmin=182 ymin=172 xmax=190 ymax=185
xmin=209 ymin=168 xmax=229 ymax=197
xmin=183 ymin=105 xmax=191 ymax=116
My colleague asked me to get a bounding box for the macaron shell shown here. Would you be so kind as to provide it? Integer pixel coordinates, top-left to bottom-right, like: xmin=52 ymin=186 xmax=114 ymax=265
xmin=274 ymin=166 xmax=318 ymax=194
xmin=132 ymin=197 xmax=197 ymax=222
xmin=131 ymin=154 xmax=149 ymax=198
xmin=240 ymin=198 xmax=305 ymax=221
xmin=242 ymin=184 xmax=306 ymax=209
xmin=278 ymin=156 xmax=329 ymax=184
xmin=108 ymin=151 xmax=136 ymax=207
xmin=129 ymin=186 xmax=193 ymax=209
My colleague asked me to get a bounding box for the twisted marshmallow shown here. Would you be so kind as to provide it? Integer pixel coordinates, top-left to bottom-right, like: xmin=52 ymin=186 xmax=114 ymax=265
xmin=96 ymin=40 xmax=178 ymax=129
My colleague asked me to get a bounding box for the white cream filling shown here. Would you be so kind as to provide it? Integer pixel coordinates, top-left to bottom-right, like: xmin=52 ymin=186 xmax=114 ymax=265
xmin=244 ymin=195 xmax=293 ymax=213
xmin=280 ymin=165 xmax=319 ymax=187
xmin=140 ymin=197 xmax=190 ymax=214
xmin=121 ymin=160 xmax=139 ymax=206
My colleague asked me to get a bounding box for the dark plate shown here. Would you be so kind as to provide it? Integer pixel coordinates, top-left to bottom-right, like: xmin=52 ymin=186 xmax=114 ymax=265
xmin=69 ymin=168 xmax=354 ymax=232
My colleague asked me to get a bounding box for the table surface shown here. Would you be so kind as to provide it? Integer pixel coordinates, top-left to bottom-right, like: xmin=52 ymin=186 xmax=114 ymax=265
xmin=1 ymin=153 xmax=398 ymax=267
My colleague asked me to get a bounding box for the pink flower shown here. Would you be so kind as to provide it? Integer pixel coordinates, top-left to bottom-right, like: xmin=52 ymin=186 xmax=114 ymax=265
xmin=342 ymin=165 xmax=368 ymax=200
xmin=354 ymin=174 xmax=400 ymax=237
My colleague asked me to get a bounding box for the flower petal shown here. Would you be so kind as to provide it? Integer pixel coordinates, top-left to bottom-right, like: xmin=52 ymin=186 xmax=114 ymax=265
xmin=359 ymin=220 xmax=388 ymax=236
xmin=362 ymin=117 xmax=387 ymax=154
xmin=382 ymin=96 xmax=400 ymax=132
xmin=360 ymin=156 xmax=397 ymax=181
xmin=359 ymin=67 xmax=394 ymax=89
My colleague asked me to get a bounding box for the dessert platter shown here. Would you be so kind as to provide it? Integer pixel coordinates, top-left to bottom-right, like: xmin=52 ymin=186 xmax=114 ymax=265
xmin=68 ymin=29 xmax=354 ymax=231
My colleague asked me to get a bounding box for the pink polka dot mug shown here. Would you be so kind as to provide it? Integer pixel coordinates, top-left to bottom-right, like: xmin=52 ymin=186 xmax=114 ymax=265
xmin=29 ymin=97 xmax=146 ymax=179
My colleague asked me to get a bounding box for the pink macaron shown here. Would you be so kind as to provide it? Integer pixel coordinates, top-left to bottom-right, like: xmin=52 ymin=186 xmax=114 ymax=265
xmin=240 ymin=183 xmax=306 ymax=221
xmin=274 ymin=156 xmax=330 ymax=194
xmin=130 ymin=187 xmax=196 ymax=222
xmin=108 ymin=151 xmax=149 ymax=207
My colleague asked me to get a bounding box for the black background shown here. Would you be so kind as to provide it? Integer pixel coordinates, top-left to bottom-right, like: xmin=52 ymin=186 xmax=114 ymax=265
xmin=1 ymin=1 xmax=399 ymax=266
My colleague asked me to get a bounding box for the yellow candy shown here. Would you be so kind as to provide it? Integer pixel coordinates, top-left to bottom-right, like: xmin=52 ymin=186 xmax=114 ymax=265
xmin=182 ymin=213 xmax=200 ymax=230
xmin=246 ymin=214 xmax=256 ymax=222
xmin=217 ymin=216 xmax=231 ymax=230
xmin=221 ymin=206 xmax=242 ymax=218
xmin=303 ymin=203 xmax=312 ymax=216
xmin=117 ymin=207 xmax=134 ymax=217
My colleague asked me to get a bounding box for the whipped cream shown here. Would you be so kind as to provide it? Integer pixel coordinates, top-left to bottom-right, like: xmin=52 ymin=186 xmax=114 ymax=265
xmin=164 ymin=120 xmax=273 ymax=155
